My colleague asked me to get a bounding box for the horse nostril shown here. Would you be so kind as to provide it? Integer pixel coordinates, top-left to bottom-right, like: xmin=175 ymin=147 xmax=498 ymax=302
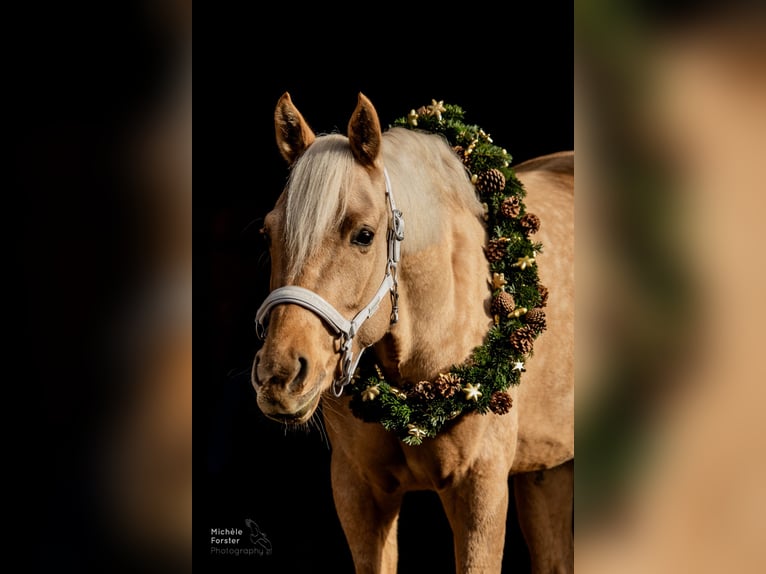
xmin=253 ymin=353 xmax=309 ymax=393
xmin=289 ymin=357 xmax=309 ymax=392
xmin=251 ymin=353 xmax=263 ymax=389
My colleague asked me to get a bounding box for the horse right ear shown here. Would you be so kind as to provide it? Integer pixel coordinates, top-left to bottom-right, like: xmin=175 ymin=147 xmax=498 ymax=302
xmin=274 ymin=92 xmax=316 ymax=165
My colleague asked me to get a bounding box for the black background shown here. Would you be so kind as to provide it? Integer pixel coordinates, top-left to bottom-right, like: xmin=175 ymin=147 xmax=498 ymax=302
xmin=197 ymin=7 xmax=574 ymax=574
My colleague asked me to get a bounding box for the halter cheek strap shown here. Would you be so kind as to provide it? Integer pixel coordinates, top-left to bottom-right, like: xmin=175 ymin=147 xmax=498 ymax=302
xmin=255 ymin=168 xmax=404 ymax=396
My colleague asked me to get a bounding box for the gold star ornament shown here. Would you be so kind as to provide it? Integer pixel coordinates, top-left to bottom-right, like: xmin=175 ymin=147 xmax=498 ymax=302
xmin=407 ymin=109 xmax=418 ymax=127
xmin=511 ymin=255 xmax=536 ymax=270
xmin=426 ymin=99 xmax=446 ymax=121
xmin=361 ymin=385 xmax=381 ymax=401
xmin=491 ymin=272 xmax=507 ymax=290
xmin=407 ymin=424 xmax=427 ymax=439
xmin=462 ymin=383 xmax=482 ymax=402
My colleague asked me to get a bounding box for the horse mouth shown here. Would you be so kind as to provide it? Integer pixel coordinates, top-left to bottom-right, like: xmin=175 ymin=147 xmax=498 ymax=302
xmin=263 ymin=384 xmax=322 ymax=425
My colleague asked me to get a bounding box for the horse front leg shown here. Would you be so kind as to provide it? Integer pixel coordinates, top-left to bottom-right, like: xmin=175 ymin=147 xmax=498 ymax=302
xmin=438 ymin=465 xmax=510 ymax=573
xmin=331 ymin=451 xmax=402 ymax=574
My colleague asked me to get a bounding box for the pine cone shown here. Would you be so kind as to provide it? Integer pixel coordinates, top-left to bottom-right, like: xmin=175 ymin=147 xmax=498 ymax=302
xmin=500 ymin=196 xmax=521 ymax=218
xmin=484 ymin=238 xmax=509 ymax=263
xmin=520 ymin=212 xmax=541 ymax=234
xmin=476 ymin=168 xmax=506 ymax=195
xmin=524 ymin=308 xmax=547 ymax=332
xmin=489 ymin=391 xmax=513 ymax=415
xmin=509 ymin=326 xmax=535 ymax=354
xmin=434 ymin=373 xmax=462 ymax=399
xmin=491 ymin=291 xmax=515 ymax=317
xmin=409 ymin=380 xmax=437 ymax=401
xmin=537 ymin=284 xmax=549 ymax=308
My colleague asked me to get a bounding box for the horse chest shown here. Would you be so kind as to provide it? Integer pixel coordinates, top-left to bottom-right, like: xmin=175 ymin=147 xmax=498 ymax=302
xmin=350 ymin=435 xmax=476 ymax=493
xmin=402 ymin=445 xmax=474 ymax=491
xmin=331 ymin=408 xmax=505 ymax=494
xmin=361 ymin=460 xmax=461 ymax=496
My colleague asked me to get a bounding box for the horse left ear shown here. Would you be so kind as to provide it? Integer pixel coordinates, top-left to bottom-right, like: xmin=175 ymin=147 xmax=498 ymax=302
xmin=348 ymin=93 xmax=382 ymax=168
xmin=275 ymin=92 xmax=316 ymax=165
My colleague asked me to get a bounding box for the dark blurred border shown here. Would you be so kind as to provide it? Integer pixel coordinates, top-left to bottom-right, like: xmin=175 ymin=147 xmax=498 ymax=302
xmin=17 ymin=1 xmax=190 ymax=572
xmin=576 ymin=1 xmax=766 ymax=571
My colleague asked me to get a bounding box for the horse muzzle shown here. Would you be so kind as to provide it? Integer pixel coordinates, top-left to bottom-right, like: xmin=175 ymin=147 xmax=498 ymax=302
xmin=252 ymin=351 xmax=324 ymax=423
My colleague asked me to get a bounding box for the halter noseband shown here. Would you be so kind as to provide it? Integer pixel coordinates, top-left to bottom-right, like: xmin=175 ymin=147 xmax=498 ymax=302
xmin=255 ymin=168 xmax=404 ymax=396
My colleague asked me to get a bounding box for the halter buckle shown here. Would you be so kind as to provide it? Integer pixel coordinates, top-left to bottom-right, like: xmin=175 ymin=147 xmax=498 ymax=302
xmin=392 ymin=209 xmax=405 ymax=241
xmin=333 ymin=337 xmax=355 ymax=397
xmin=390 ymin=288 xmax=400 ymax=324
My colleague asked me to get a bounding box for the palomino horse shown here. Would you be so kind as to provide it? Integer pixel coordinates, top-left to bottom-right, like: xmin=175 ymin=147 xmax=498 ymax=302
xmin=253 ymin=93 xmax=573 ymax=573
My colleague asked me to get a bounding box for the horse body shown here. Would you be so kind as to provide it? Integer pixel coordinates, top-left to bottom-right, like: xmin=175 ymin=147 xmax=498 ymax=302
xmin=254 ymin=93 xmax=573 ymax=573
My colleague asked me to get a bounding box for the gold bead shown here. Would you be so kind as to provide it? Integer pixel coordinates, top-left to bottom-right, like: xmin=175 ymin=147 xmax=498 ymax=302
xmin=508 ymin=306 xmax=528 ymax=318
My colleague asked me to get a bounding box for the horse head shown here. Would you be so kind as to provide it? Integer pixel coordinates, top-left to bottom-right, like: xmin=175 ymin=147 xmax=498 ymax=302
xmin=252 ymin=93 xmax=396 ymax=424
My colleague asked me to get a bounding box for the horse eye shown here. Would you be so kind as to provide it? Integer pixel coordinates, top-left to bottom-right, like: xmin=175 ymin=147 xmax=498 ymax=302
xmin=352 ymin=228 xmax=375 ymax=247
xmin=260 ymin=227 xmax=271 ymax=247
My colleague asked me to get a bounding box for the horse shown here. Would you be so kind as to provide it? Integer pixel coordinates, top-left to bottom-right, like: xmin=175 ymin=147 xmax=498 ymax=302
xmin=252 ymin=92 xmax=573 ymax=573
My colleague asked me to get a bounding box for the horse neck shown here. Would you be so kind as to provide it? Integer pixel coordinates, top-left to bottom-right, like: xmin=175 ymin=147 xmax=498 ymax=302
xmin=375 ymin=208 xmax=492 ymax=384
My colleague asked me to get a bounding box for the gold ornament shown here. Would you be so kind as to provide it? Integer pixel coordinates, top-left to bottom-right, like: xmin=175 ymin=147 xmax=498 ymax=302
xmin=390 ymin=388 xmax=408 ymax=400
xmin=407 ymin=109 xmax=418 ymax=127
xmin=482 ymin=202 xmax=490 ymax=221
xmin=512 ymin=361 xmax=526 ymax=372
xmin=511 ymin=255 xmax=536 ymax=270
xmin=407 ymin=424 xmax=427 ymax=439
xmin=491 ymin=272 xmax=507 ymax=290
xmin=426 ymin=99 xmax=446 ymax=121
xmin=508 ymin=306 xmax=528 ymax=318
xmin=462 ymin=383 xmax=482 ymax=402
xmin=361 ymin=385 xmax=381 ymax=401
xmin=471 ymin=173 xmax=478 ymax=184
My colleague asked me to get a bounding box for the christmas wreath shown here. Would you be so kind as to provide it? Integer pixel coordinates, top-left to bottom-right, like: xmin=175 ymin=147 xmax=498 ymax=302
xmin=346 ymin=101 xmax=548 ymax=445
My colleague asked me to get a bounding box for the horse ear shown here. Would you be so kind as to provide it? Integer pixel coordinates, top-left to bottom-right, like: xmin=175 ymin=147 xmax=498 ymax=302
xmin=274 ymin=92 xmax=316 ymax=165
xmin=348 ymin=93 xmax=382 ymax=168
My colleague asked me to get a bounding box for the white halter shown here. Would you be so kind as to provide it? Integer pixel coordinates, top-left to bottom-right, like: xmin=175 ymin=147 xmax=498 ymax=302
xmin=255 ymin=169 xmax=404 ymax=396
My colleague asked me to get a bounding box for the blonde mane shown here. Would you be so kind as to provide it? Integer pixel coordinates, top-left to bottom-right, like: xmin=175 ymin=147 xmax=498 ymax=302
xmin=284 ymin=127 xmax=483 ymax=275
